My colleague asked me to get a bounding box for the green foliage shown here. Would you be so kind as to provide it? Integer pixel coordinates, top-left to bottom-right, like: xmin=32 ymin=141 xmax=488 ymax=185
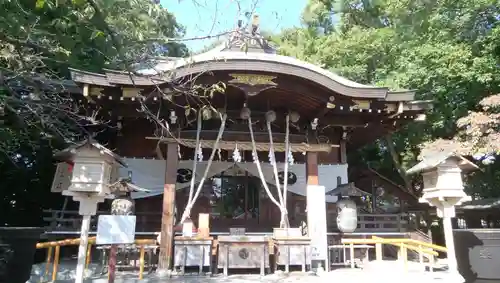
xmin=276 ymin=0 xmax=500 ymax=197
xmin=0 ymin=0 xmax=188 ymax=226
xmin=1 ymin=0 xmax=188 ymax=73
xmin=0 ymin=0 xmax=189 ymax=157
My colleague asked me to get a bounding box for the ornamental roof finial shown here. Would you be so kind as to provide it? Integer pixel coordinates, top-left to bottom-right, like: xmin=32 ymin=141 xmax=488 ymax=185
xmin=225 ymin=11 xmax=275 ymax=54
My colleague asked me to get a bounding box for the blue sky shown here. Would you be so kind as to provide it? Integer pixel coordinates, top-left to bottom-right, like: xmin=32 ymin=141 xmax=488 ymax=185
xmin=163 ymin=0 xmax=307 ymax=52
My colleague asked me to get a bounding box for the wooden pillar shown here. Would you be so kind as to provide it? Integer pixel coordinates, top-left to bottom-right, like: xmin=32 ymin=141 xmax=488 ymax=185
xmin=306 ymin=152 xmax=319 ymax=185
xmin=305 ymin=151 xmax=327 ymax=271
xmin=158 ymin=143 xmax=179 ymax=271
xmin=339 ymin=139 xmax=347 ymax=164
xmin=244 ymin=172 xmax=248 ymax=221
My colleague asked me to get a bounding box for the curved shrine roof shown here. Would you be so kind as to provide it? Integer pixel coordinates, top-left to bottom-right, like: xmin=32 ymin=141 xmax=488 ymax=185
xmin=67 ymin=27 xmax=432 ymax=149
xmin=69 ymin=28 xmax=425 ymax=103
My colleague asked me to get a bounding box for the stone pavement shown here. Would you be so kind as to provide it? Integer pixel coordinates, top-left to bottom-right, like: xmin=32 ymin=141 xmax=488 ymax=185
xmin=31 ymin=270 xmax=464 ymax=283
xmin=29 ymin=261 xmax=463 ymax=283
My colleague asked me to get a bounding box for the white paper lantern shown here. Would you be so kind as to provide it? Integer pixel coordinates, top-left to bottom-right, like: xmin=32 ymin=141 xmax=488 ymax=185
xmin=336 ymin=198 xmax=358 ymax=233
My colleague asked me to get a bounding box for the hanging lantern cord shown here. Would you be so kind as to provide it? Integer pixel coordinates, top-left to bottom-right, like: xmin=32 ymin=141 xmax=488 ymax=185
xmin=248 ymin=116 xmax=285 ymax=212
xmin=179 ymin=113 xmax=228 ymax=224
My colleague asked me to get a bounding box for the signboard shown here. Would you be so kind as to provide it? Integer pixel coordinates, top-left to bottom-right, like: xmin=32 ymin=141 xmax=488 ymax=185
xmin=229 ymin=228 xmax=246 ymax=236
xmin=306 ymin=185 xmax=328 ymax=261
xmin=50 ymin=163 xmax=72 ymax=193
xmin=96 ymin=215 xmax=136 ymax=245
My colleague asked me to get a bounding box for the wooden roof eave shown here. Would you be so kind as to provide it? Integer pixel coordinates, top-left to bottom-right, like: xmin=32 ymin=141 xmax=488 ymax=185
xmin=327 ymin=182 xmax=372 ymax=197
xmin=366 ymin=167 xmax=418 ymax=200
xmin=385 ymin=90 xmax=416 ymax=101
xmin=103 ymin=69 xmax=166 ymax=86
xmin=69 ymin=51 xmax=421 ymax=102
xmin=139 ymin=55 xmax=391 ymax=99
xmin=69 ymin=68 xmax=115 ymax=87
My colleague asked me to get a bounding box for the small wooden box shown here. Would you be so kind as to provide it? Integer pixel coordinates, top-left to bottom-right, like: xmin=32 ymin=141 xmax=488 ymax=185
xmin=198 ymin=213 xmax=210 ymax=238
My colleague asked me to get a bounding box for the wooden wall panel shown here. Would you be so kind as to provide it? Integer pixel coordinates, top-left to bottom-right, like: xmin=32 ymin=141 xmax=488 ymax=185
xmin=116 ymin=118 xmax=158 ymax=158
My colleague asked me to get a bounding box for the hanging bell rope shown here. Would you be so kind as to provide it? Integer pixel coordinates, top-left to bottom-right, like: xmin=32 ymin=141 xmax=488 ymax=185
xmin=179 ymin=112 xmax=228 ymax=224
xmin=281 ymin=114 xmax=291 ymax=228
xmin=187 ymin=110 xmax=202 ymax=207
xmin=265 ymin=119 xmax=288 ymax=227
xmin=247 ymin=116 xmax=284 ymax=212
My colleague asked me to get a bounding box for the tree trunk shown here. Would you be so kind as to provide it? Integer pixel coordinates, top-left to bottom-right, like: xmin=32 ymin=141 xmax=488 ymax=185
xmin=384 ymin=135 xmax=412 ymax=190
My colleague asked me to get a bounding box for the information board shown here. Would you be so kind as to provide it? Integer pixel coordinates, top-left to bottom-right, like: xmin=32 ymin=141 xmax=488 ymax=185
xmin=96 ymin=215 xmax=136 ymax=245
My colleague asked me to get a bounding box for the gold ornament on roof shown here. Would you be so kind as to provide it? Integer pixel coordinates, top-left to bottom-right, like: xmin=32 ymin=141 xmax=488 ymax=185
xmin=351 ymin=100 xmax=371 ymax=110
xmin=229 ymin=74 xmax=277 ymax=86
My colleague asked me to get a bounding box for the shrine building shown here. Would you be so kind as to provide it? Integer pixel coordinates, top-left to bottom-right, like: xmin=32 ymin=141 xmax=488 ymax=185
xmin=47 ymin=22 xmax=432 ymax=249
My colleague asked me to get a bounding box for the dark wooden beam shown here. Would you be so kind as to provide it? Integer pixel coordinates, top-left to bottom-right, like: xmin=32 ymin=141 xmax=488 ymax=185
xmin=171 ymin=130 xmax=322 ymax=144
xmin=104 ymin=105 xmax=392 ymax=127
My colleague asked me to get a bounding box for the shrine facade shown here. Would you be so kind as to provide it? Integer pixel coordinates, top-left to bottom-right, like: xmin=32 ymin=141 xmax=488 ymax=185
xmin=48 ymin=25 xmax=432 ymax=237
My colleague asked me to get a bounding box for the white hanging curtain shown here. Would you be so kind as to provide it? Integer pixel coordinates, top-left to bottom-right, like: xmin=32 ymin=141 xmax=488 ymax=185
xmin=120 ymin=159 xmax=234 ymax=199
xmin=119 ymin=158 xmax=165 ymax=199
xmin=120 ymin=159 xmax=349 ymax=201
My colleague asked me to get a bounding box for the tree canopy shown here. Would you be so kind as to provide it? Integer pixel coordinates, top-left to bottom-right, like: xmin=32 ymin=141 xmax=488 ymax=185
xmin=274 ymin=0 xmax=500 ymax=197
xmin=0 ymin=0 xmax=188 ymax=225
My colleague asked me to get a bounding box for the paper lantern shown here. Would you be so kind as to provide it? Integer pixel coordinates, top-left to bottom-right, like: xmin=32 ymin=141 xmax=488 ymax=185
xmin=336 ymin=198 xmax=358 ymax=233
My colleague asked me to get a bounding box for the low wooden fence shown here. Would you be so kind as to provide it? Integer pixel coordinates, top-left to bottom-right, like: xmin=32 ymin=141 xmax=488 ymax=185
xmin=43 ymin=209 xmax=416 ymax=233
xmin=340 ymin=236 xmax=447 ymax=271
xmin=36 ymin=237 xmax=156 ymax=282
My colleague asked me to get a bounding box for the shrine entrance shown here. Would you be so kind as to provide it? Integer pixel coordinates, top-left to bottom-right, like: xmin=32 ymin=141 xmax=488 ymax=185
xmin=212 ymin=174 xmax=261 ymax=221
xmin=176 ymin=163 xmax=284 ymax=232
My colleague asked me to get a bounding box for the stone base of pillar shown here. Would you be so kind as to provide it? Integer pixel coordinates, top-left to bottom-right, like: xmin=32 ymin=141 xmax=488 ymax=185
xmin=311 ymin=260 xmax=327 ymax=274
xmin=442 ymin=270 xmax=465 ymax=283
xmin=306 ymin=185 xmax=328 ymax=267
xmin=156 ymin=269 xmax=173 ymax=278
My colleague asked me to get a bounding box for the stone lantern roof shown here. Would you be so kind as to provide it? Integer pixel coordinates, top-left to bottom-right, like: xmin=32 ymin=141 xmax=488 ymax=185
xmin=406 ymin=151 xmax=479 ymax=175
xmin=53 ymin=138 xmax=127 ymax=167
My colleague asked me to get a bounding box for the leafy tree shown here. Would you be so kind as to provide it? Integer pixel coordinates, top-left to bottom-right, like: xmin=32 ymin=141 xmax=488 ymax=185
xmin=0 ymin=0 xmax=188 ymax=226
xmin=275 ymin=0 xmax=500 ymax=197
xmin=422 ymin=93 xmax=500 ymax=198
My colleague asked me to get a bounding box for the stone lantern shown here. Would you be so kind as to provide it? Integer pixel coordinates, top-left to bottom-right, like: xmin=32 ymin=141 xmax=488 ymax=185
xmin=53 ymin=139 xmax=125 ymax=283
xmin=407 ymin=151 xmax=478 ymax=282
